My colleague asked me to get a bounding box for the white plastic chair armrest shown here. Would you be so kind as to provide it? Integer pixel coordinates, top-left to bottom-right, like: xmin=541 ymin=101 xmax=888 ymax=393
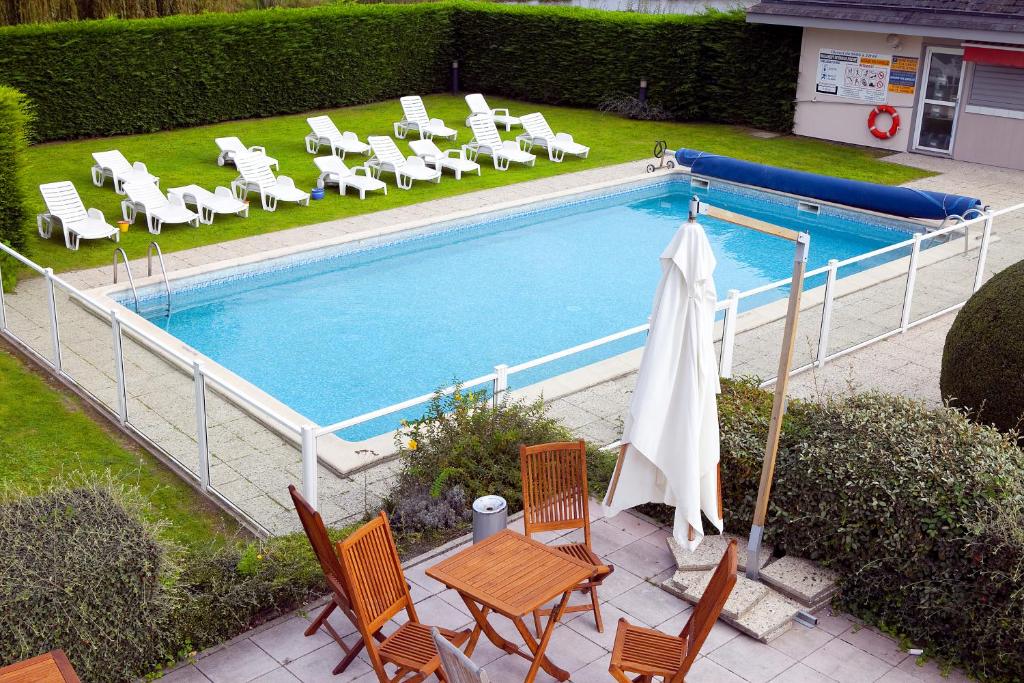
xmin=429 ymin=117 xmax=446 ymax=128
xmin=276 ymin=175 xmax=297 ymax=190
xmin=215 ymin=186 xmax=234 ymax=199
xmin=444 ymin=148 xmax=466 ymax=160
xmin=133 ymin=161 xmax=149 ymax=174
xmin=342 ymin=131 xmax=358 ymax=140
xmin=406 ymin=156 xmax=427 ymax=168
xmin=492 ymin=108 xmax=511 ymax=116
xmin=87 ymin=207 xmax=105 ymax=221
xmin=249 ymin=145 xmax=266 ymax=154
xmin=351 ymin=165 xmax=374 ymax=177
xmin=555 ymin=132 xmax=574 ymax=143
xmin=169 ymin=193 xmax=186 ymax=207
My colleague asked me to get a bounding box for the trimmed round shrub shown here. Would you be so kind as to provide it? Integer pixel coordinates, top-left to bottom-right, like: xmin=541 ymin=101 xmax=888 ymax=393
xmin=0 ymin=479 xmax=177 ymax=680
xmin=940 ymin=260 xmax=1024 ymax=436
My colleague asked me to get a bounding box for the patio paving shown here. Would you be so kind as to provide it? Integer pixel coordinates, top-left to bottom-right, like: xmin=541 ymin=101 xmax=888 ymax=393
xmin=158 ymin=506 xmax=971 ymax=683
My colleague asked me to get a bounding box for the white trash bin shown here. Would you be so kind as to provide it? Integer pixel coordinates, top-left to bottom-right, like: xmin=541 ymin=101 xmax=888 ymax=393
xmin=472 ymin=495 xmax=507 ymax=544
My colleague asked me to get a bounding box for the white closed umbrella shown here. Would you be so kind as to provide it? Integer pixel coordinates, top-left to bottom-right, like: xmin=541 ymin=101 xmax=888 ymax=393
xmin=603 ymin=202 xmax=723 ymax=550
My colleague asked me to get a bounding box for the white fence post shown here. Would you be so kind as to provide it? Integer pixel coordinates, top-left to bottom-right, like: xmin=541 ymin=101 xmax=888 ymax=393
xmin=817 ymin=259 xmax=838 ymax=367
xmin=900 ymin=234 xmax=923 ymax=331
xmin=719 ymin=289 xmax=740 ymax=378
xmin=973 ymin=209 xmax=994 ymax=293
xmin=110 ymin=311 xmax=128 ymax=424
xmin=44 ymin=268 xmax=61 ymax=371
xmin=193 ymin=361 xmax=211 ymax=492
xmin=492 ymin=364 xmax=509 ymax=407
xmin=301 ymin=425 xmax=318 ymax=510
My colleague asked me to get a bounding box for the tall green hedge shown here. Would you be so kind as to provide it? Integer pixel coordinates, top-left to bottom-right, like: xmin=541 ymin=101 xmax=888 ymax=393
xmin=453 ymin=5 xmax=801 ymax=132
xmin=0 ymin=4 xmax=455 ymax=141
xmin=0 ymin=86 xmax=30 ymax=253
xmin=0 ymin=3 xmax=800 ymax=142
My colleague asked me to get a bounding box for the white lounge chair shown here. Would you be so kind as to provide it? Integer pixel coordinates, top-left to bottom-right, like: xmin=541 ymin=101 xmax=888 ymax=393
xmin=121 ymin=182 xmax=200 ymax=235
xmin=37 ymin=181 xmax=119 ymax=251
xmin=464 ymin=93 xmax=521 ymax=132
xmin=231 ymin=155 xmax=310 ymax=211
xmin=408 ymin=139 xmax=480 ymax=180
xmin=91 ymin=150 xmax=159 ymax=195
xmin=215 ymin=137 xmax=278 ymax=170
xmin=394 ymin=96 xmax=457 ymax=141
xmin=167 ymin=184 xmax=249 ymax=224
xmin=366 ymin=136 xmax=442 ymax=190
xmin=517 ymin=113 xmax=591 ymax=162
xmin=304 ymin=116 xmax=371 ymax=158
xmin=313 ymin=156 xmax=388 ymax=199
xmin=466 ymin=115 xmax=536 ymax=171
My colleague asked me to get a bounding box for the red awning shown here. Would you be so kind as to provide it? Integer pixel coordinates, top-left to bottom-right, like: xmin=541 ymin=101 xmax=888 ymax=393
xmin=964 ymin=46 xmax=1024 ymax=69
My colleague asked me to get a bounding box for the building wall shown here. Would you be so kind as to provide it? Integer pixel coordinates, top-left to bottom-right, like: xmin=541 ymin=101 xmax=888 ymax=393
xmin=952 ymin=62 xmax=1024 ymax=170
xmin=793 ymin=28 xmax=924 ymax=151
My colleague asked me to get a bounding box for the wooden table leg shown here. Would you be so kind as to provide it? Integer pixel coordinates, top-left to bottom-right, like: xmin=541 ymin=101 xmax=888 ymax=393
xmin=459 ymin=595 xmax=518 ymax=657
xmin=512 ymin=589 xmax=574 ymax=683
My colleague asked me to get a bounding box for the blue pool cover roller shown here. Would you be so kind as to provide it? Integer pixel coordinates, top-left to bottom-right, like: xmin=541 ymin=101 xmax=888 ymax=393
xmin=673 ymin=149 xmax=981 ymax=220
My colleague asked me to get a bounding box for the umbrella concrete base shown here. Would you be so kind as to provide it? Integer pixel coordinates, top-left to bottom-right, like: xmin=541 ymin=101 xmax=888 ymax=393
xmin=661 ymin=533 xmax=839 ymax=642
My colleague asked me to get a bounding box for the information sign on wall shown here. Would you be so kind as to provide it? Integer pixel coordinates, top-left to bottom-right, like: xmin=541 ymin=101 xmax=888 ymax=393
xmin=888 ymin=56 xmax=919 ymax=94
xmin=816 ymin=49 xmax=892 ymax=104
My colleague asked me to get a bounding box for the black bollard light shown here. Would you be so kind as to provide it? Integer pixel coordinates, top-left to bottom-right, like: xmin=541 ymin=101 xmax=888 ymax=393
xmin=639 ymin=78 xmax=648 ymax=105
xmin=452 ymin=60 xmax=460 ymax=95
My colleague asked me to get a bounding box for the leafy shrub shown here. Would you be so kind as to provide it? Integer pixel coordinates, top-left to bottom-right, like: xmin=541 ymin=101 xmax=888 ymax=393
xmin=0 ymin=86 xmax=30 ymax=255
xmin=0 ymin=478 xmax=177 ymax=681
xmin=598 ymin=95 xmax=672 ymax=121
xmin=940 ymin=260 xmax=1024 ymax=437
xmin=454 ymin=4 xmax=801 ymax=132
xmin=0 ymin=475 xmax=355 ymax=680
xmin=0 ymin=3 xmax=800 ymax=141
xmin=386 ymin=385 xmax=607 ymax=535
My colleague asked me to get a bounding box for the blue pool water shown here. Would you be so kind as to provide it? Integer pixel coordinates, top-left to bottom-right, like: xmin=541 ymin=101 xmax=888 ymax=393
xmin=137 ymin=179 xmax=917 ymax=439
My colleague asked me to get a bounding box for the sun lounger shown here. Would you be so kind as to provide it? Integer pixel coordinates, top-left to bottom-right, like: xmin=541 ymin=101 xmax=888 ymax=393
xmin=167 ymin=184 xmax=249 ymax=224
xmin=91 ymin=150 xmax=159 ymax=195
xmin=408 ymin=139 xmax=481 ymax=180
xmin=314 ymin=156 xmax=388 ymax=199
xmin=464 ymin=93 xmax=521 ymax=132
xmin=366 ymin=136 xmax=442 ymax=190
xmin=121 ymin=182 xmax=200 ymax=235
xmin=215 ymin=137 xmax=278 ymax=170
xmin=517 ymin=112 xmax=590 ymax=162
xmin=37 ymin=181 xmax=119 ymax=251
xmin=231 ymin=155 xmax=310 ymax=211
xmin=304 ymin=116 xmax=371 ymax=158
xmin=466 ymin=115 xmax=536 ymax=171
xmin=394 ymin=96 xmax=457 ymax=141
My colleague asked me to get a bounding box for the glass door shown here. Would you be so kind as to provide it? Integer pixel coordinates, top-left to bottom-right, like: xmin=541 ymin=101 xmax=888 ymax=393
xmin=914 ymin=47 xmax=965 ymax=154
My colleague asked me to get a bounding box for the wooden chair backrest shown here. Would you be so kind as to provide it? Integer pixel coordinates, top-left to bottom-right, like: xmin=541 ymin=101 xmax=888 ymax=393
xmin=335 ymin=511 xmax=414 ymax=635
xmin=520 ymin=440 xmax=591 ymax=543
xmin=289 ymin=485 xmax=349 ymax=600
xmin=679 ymin=539 xmax=737 ymax=672
xmin=432 ymin=628 xmax=490 ymax=683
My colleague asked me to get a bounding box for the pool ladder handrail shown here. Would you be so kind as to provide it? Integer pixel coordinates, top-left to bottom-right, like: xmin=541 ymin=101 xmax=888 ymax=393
xmin=112 ymin=247 xmax=140 ymax=312
xmin=147 ymin=242 xmax=172 ymax=314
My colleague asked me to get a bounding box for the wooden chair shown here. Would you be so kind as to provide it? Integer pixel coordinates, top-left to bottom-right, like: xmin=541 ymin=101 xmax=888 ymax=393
xmin=520 ymin=440 xmax=614 ymax=635
xmin=336 ymin=512 xmax=470 ymax=682
xmin=288 ymin=484 xmax=384 ymax=675
xmin=431 ymin=627 xmax=491 ymax=683
xmin=608 ymin=539 xmax=738 ymax=683
xmin=0 ymin=650 xmax=80 ymax=682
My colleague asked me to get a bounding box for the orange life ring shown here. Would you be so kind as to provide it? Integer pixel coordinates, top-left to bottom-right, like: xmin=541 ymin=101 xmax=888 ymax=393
xmin=868 ymin=105 xmax=900 ymax=140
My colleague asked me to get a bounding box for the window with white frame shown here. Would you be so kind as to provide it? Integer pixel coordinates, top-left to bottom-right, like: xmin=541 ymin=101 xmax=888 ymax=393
xmin=966 ymin=64 xmax=1024 ymax=119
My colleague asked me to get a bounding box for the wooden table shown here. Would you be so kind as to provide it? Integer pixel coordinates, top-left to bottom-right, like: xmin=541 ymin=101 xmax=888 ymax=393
xmin=0 ymin=650 xmax=80 ymax=683
xmin=426 ymin=529 xmax=597 ymax=682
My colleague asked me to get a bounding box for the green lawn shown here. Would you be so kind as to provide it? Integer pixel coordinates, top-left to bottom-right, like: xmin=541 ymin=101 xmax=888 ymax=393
xmin=21 ymin=94 xmax=933 ymax=273
xmin=0 ymin=347 xmax=239 ymax=547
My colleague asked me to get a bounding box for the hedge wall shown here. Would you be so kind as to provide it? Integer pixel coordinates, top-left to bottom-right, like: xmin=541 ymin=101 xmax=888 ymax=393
xmin=0 ymin=86 xmax=30 ymax=253
xmin=0 ymin=3 xmax=800 ymax=142
xmin=0 ymin=4 xmax=455 ymax=141
xmin=453 ymin=5 xmax=801 ymax=132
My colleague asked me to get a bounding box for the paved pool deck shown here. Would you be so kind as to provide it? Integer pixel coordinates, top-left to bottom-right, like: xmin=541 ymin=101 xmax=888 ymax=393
xmin=158 ymin=505 xmax=971 ymax=683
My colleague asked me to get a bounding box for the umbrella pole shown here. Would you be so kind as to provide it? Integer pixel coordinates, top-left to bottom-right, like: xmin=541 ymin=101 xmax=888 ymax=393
xmin=746 ymin=233 xmax=810 ymax=580
xmin=604 ymin=444 xmax=629 ymax=506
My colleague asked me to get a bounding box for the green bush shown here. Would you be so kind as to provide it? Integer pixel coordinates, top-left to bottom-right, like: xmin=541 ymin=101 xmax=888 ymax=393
xmin=0 ymin=4 xmax=455 ymax=141
xmin=386 ymin=385 xmax=608 ymax=537
xmin=0 ymin=475 xmax=354 ymax=680
xmin=0 ymin=3 xmax=800 ymax=142
xmin=0 ymin=85 xmax=30 ymax=255
xmin=940 ymin=260 xmax=1024 ymax=436
xmin=453 ymin=5 xmax=801 ymax=132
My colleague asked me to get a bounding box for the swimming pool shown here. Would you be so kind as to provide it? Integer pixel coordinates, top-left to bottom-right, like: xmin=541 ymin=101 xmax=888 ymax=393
xmin=130 ymin=177 xmax=919 ymax=439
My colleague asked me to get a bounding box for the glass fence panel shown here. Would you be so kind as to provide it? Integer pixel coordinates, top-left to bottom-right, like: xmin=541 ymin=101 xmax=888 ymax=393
xmin=204 ymin=384 xmax=304 ymax=535
xmin=51 ymin=282 xmax=120 ymax=412
xmin=826 ymin=262 xmax=908 ymax=358
xmin=317 ymin=451 xmax=397 ymax=532
xmin=909 ymin=235 xmax=980 ymax=324
xmin=1 ymin=273 xmax=55 ymax=363
xmin=120 ymin=329 xmax=200 ymax=477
